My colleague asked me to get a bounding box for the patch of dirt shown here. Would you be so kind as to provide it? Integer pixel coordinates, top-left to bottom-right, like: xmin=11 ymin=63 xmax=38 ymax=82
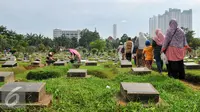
xmin=24 ymin=64 xmax=45 ymax=70
xmin=180 ymin=80 xmax=200 ymax=91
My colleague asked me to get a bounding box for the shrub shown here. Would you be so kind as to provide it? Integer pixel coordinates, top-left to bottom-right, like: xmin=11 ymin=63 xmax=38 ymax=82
xmin=27 ymin=70 xmax=61 ymax=80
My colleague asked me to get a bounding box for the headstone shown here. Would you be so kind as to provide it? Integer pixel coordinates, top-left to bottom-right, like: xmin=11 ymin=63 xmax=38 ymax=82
xmin=120 ymin=82 xmax=159 ymax=103
xmin=2 ymin=61 xmax=17 ymax=67
xmin=0 ymin=58 xmax=7 ymax=61
xmin=0 ymin=82 xmax=52 ymax=106
xmin=81 ymin=60 xmax=87 ymax=63
xmin=184 ymin=63 xmax=200 ymax=69
xmin=31 ymin=61 xmax=41 ymax=67
xmin=67 ymin=69 xmax=87 ymax=77
xmin=53 ymin=61 xmax=65 ymax=66
xmin=98 ymin=60 xmax=108 ymax=63
xmin=85 ymin=61 xmax=97 ymax=66
xmin=0 ymin=72 xmax=14 ymax=83
xmin=132 ymin=67 xmax=151 ymax=74
xmin=120 ymin=60 xmax=132 ymax=68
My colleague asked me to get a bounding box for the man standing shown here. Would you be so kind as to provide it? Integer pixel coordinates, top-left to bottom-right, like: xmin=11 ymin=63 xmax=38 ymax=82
xmin=124 ymin=38 xmax=134 ymax=61
xmin=135 ymin=32 xmax=147 ymax=67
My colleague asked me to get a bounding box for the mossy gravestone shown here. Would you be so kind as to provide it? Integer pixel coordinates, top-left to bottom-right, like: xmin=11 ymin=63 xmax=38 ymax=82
xmin=184 ymin=63 xmax=200 ymax=69
xmin=120 ymin=82 xmax=159 ymax=103
xmin=31 ymin=61 xmax=41 ymax=67
xmin=53 ymin=61 xmax=65 ymax=66
xmin=2 ymin=61 xmax=17 ymax=67
xmin=0 ymin=72 xmax=14 ymax=83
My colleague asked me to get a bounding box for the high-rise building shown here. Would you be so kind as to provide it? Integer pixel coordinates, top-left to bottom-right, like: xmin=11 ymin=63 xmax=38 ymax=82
xmin=113 ymin=24 xmax=117 ymax=39
xmin=149 ymin=8 xmax=192 ymax=37
xmin=53 ymin=29 xmax=81 ymax=40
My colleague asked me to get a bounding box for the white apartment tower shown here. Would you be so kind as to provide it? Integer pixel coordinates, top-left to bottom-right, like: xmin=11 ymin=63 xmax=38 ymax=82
xmin=113 ymin=24 xmax=117 ymax=39
xmin=149 ymin=8 xmax=192 ymax=37
xmin=53 ymin=29 xmax=81 ymax=40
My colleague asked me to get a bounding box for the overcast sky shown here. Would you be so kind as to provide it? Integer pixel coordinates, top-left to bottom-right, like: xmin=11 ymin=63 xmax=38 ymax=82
xmin=1 ymin=0 xmax=200 ymax=38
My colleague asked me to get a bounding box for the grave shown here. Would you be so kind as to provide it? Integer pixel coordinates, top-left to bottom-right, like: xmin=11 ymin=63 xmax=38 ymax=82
xmin=67 ymin=69 xmax=87 ymax=77
xmin=120 ymin=82 xmax=159 ymax=103
xmin=85 ymin=61 xmax=97 ymax=66
xmin=0 ymin=72 xmax=15 ymax=83
xmin=0 ymin=82 xmax=52 ymax=106
xmin=120 ymin=60 xmax=132 ymax=68
xmin=53 ymin=61 xmax=65 ymax=66
xmin=0 ymin=58 xmax=7 ymax=61
xmin=81 ymin=60 xmax=87 ymax=63
xmin=98 ymin=60 xmax=108 ymax=63
xmin=31 ymin=61 xmax=41 ymax=67
xmin=17 ymin=58 xmax=23 ymax=61
xmin=2 ymin=61 xmax=17 ymax=67
xmin=132 ymin=67 xmax=151 ymax=74
xmin=184 ymin=63 xmax=200 ymax=69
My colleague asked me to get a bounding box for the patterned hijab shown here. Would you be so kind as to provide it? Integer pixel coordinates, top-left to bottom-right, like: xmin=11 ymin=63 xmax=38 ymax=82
xmin=153 ymin=29 xmax=165 ymax=46
xmin=162 ymin=19 xmax=188 ymax=49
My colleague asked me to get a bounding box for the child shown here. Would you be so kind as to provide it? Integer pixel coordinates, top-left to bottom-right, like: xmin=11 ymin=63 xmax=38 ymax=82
xmin=143 ymin=40 xmax=153 ymax=69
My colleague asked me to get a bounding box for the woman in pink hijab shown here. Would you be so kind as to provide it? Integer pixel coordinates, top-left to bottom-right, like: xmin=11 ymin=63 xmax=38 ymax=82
xmin=152 ymin=29 xmax=165 ymax=74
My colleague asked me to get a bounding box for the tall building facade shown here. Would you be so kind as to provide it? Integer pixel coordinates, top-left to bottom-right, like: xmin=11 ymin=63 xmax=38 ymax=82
xmin=53 ymin=29 xmax=81 ymax=40
xmin=113 ymin=24 xmax=117 ymax=39
xmin=149 ymin=8 xmax=192 ymax=37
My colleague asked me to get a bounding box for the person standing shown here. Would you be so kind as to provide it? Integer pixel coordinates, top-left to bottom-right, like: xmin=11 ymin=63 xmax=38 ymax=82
xmin=124 ymin=38 xmax=134 ymax=61
xmin=161 ymin=19 xmax=192 ymax=79
xmin=143 ymin=40 xmax=153 ymax=69
xmin=152 ymin=29 xmax=165 ymax=74
xmin=117 ymin=42 xmax=124 ymax=60
xmin=135 ymin=32 xmax=147 ymax=67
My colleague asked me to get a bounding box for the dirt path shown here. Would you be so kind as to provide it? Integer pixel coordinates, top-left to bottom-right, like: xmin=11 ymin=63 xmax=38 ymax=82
xmin=180 ymin=80 xmax=200 ymax=91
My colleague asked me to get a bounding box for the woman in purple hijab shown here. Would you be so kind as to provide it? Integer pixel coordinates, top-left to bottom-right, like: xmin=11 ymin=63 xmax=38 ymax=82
xmin=161 ymin=19 xmax=192 ymax=79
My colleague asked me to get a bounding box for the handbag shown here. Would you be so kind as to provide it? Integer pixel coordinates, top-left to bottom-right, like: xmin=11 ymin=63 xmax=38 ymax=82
xmin=164 ymin=28 xmax=178 ymax=53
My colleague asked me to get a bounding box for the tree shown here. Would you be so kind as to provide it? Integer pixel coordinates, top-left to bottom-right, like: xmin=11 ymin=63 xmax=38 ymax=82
xmin=91 ymin=48 xmax=98 ymax=55
xmin=79 ymin=29 xmax=100 ymax=48
xmin=71 ymin=37 xmax=78 ymax=48
xmin=89 ymin=39 xmax=106 ymax=52
xmin=120 ymin=34 xmax=130 ymax=43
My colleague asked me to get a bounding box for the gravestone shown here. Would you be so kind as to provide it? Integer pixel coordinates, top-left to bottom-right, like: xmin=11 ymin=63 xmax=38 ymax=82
xmin=120 ymin=60 xmax=132 ymax=68
xmin=85 ymin=61 xmax=97 ymax=66
xmin=81 ymin=60 xmax=87 ymax=63
xmin=184 ymin=63 xmax=200 ymax=69
xmin=53 ymin=61 xmax=65 ymax=66
xmin=2 ymin=61 xmax=17 ymax=67
xmin=67 ymin=69 xmax=87 ymax=77
xmin=31 ymin=61 xmax=41 ymax=67
xmin=0 ymin=58 xmax=7 ymax=61
xmin=120 ymin=82 xmax=159 ymax=103
xmin=132 ymin=67 xmax=151 ymax=74
xmin=0 ymin=72 xmax=14 ymax=83
xmin=98 ymin=60 xmax=108 ymax=63
xmin=0 ymin=82 xmax=52 ymax=106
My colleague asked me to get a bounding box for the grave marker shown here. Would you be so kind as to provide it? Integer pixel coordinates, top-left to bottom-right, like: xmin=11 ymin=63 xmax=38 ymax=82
xmin=67 ymin=69 xmax=87 ymax=77
xmin=53 ymin=61 xmax=65 ymax=66
xmin=2 ymin=61 xmax=17 ymax=67
xmin=120 ymin=82 xmax=159 ymax=103
xmin=0 ymin=82 xmax=52 ymax=107
xmin=31 ymin=61 xmax=41 ymax=67
xmin=0 ymin=72 xmax=14 ymax=83
xmin=132 ymin=67 xmax=151 ymax=74
xmin=184 ymin=63 xmax=200 ymax=69
xmin=85 ymin=61 xmax=97 ymax=66
xmin=120 ymin=60 xmax=132 ymax=68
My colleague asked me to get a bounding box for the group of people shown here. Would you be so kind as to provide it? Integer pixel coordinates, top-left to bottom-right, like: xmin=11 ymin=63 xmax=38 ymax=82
xmin=118 ymin=19 xmax=192 ymax=79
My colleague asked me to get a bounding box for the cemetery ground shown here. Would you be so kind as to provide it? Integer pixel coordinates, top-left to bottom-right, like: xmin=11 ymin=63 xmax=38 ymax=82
xmin=0 ymin=60 xmax=200 ymax=112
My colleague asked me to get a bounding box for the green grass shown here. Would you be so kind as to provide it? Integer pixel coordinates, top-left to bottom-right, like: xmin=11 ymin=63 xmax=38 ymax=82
xmin=0 ymin=62 xmax=200 ymax=111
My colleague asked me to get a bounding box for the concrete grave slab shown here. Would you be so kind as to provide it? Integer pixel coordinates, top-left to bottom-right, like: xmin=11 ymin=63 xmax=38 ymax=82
xmin=0 ymin=82 xmax=52 ymax=107
xmin=0 ymin=58 xmax=7 ymax=61
xmin=2 ymin=61 xmax=17 ymax=67
xmin=67 ymin=69 xmax=87 ymax=77
xmin=184 ymin=63 xmax=200 ymax=69
xmin=31 ymin=61 xmax=41 ymax=67
xmin=81 ymin=60 xmax=87 ymax=63
xmin=85 ymin=61 xmax=97 ymax=66
xmin=120 ymin=82 xmax=159 ymax=103
xmin=0 ymin=72 xmax=14 ymax=83
xmin=120 ymin=60 xmax=132 ymax=68
xmin=53 ymin=61 xmax=65 ymax=66
xmin=132 ymin=67 xmax=151 ymax=74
